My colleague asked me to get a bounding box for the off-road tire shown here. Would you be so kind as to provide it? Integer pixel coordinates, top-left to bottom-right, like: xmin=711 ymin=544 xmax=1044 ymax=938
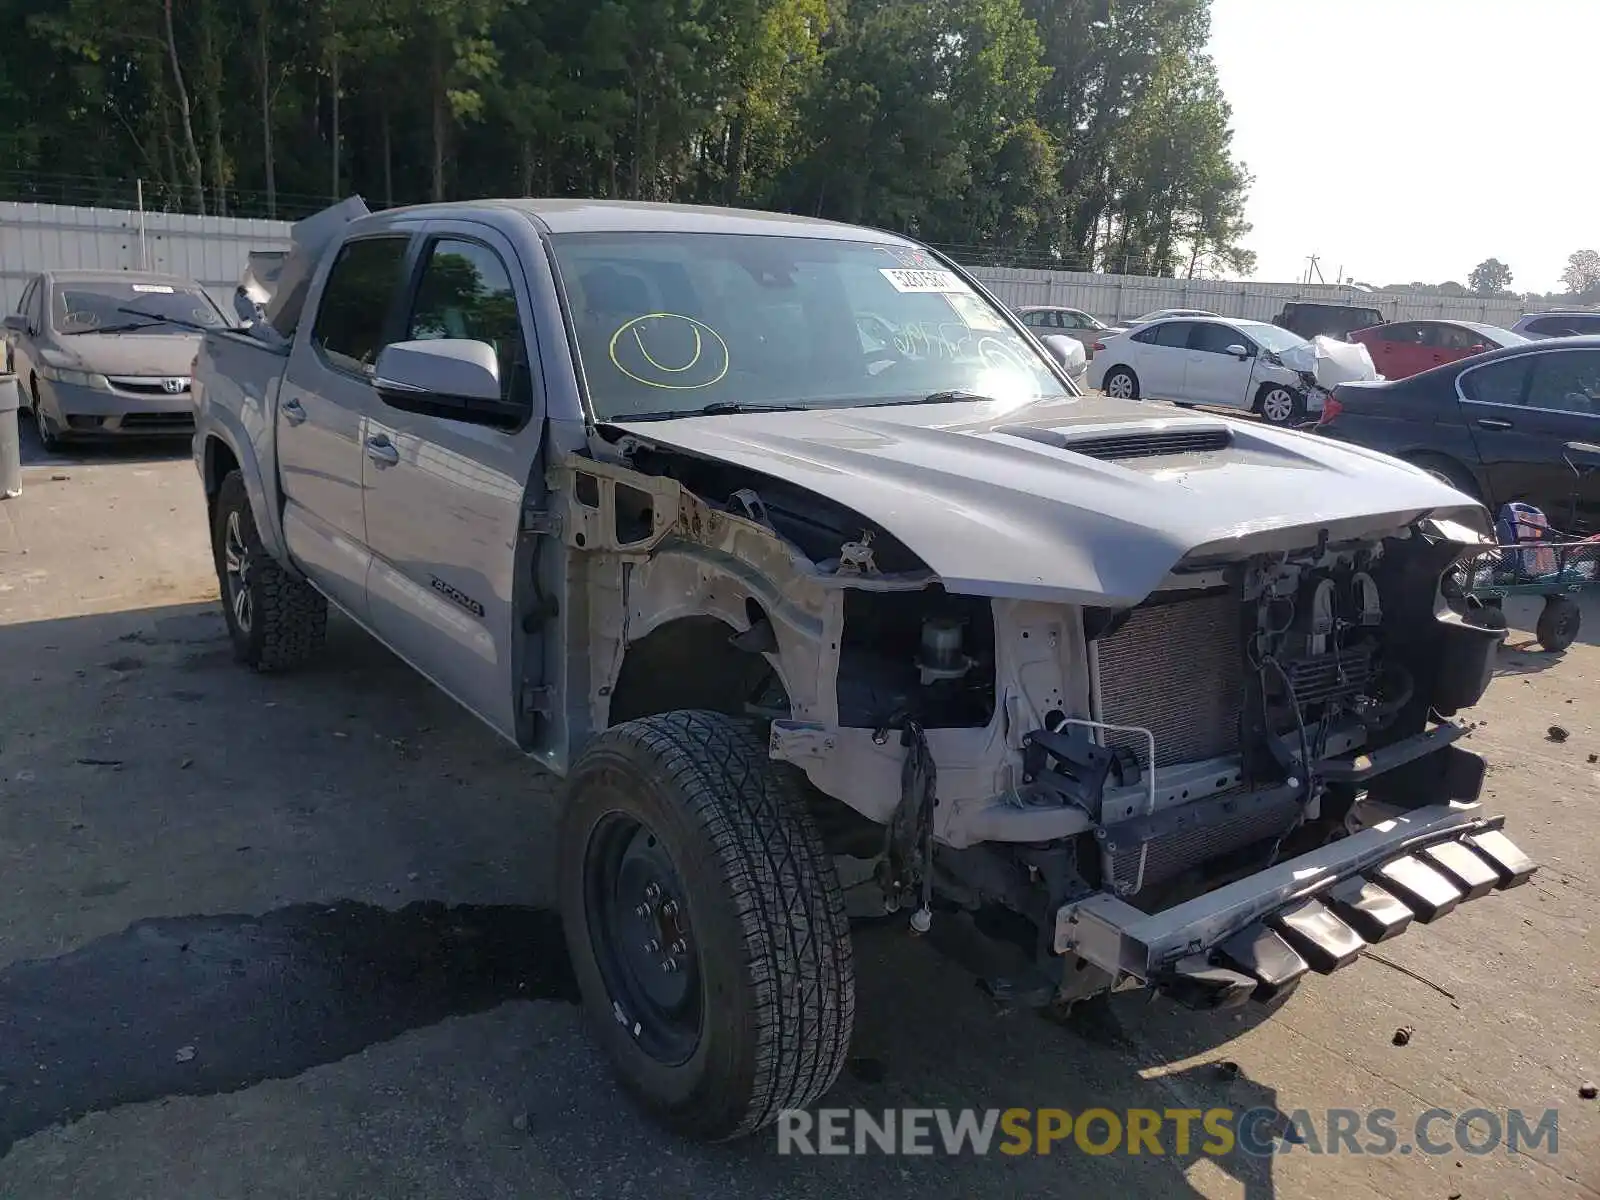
xmin=1255 ymin=383 xmax=1305 ymax=426
xmin=1536 ymin=595 xmax=1580 ymax=653
xmin=559 ymin=710 xmax=855 ymax=1141
xmin=1102 ymin=366 xmax=1140 ymax=400
xmin=211 ymin=470 xmax=327 ymax=671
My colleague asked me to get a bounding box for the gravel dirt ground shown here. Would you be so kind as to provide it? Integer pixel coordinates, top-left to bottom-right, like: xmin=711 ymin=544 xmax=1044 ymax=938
xmin=1 ymin=426 xmax=1597 ymax=1199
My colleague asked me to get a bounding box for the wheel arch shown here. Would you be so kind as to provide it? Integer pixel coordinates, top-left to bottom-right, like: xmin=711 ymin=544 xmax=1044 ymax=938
xmin=1399 ymin=449 xmax=1486 ymax=500
xmin=607 ymin=612 xmax=789 ymax=727
xmin=1102 ymin=363 xmax=1139 ymax=395
xmin=200 ymin=425 xmax=295 ymax=571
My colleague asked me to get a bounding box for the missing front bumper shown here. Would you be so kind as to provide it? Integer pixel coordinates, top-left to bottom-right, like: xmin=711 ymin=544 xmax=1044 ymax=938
xmin=1054 ymin=803 xmax=1535 ymax=1007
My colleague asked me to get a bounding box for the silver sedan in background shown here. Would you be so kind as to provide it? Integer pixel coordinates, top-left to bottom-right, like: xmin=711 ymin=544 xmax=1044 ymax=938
xmin=4 ymin=270 xmax=229 ymax=449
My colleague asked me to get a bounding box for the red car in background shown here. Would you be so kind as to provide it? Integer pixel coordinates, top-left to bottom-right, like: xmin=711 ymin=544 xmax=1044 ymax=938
xmin=1349 ymin=319 xmax=1527 ymax=380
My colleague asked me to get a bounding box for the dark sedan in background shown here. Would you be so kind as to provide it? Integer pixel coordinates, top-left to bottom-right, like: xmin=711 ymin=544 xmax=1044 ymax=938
xmin=1315 ymin=335 xmax=1600 ymax=533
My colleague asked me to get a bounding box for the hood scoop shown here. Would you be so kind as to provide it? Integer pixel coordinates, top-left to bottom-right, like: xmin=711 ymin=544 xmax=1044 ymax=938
xmin=996 ymin=424 xmax=1233 ymax=462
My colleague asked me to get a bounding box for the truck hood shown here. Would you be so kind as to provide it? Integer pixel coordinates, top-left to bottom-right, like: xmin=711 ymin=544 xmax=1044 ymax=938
xmin=612 ymin=395 xmax=1491 ymax=606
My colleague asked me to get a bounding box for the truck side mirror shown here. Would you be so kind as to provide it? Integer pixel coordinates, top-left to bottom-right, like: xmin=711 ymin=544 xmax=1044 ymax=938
xmin=3 ymin=314 xmax=31 ymax=335
xmin=1040 ymin=334 xmax=1087 ymax=382
xmin=373 ymin=339 xmax=524 ymax=429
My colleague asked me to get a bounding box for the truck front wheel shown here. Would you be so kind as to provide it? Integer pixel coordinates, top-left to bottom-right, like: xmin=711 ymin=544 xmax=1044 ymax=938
xmin=559 ymin=710 xmax=855 ymax=1140
xmin=211 ymin=470 xmax=327 ymax=671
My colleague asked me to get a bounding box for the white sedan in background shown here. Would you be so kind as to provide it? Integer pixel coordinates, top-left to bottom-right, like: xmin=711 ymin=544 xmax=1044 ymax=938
xmin=1086 ymin=315 xmax=1377 ymax=426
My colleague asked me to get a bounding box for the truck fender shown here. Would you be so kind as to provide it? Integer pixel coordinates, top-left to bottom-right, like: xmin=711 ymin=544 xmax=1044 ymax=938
xmin=200 ymin=408 xmax=296 ymax=575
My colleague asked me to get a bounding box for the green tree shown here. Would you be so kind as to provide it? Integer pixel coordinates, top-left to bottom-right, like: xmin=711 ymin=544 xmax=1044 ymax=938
xmin=0 ymin=0 xmax=1255 ymax=279
xmin=1560 ymin=249 xmax=1600 ymax=298
xmin=1469 ymin=257 xmax=1513 ymax=296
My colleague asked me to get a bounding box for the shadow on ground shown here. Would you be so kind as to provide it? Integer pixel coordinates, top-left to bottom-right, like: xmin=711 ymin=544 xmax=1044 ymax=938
xmin=0 ymin=902 xmax=577 ymax=1157
xmin=0 ymin=599 xmax=1295 ymax=1196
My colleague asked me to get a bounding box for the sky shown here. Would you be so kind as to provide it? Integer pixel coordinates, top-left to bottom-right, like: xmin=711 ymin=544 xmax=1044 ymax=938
xmin=1205 ymin=0 xmax=1596 ymax=293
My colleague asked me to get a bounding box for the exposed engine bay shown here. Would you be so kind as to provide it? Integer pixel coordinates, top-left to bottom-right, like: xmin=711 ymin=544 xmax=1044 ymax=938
xmin=558 ymin=411 xmax=1516 ymax=1013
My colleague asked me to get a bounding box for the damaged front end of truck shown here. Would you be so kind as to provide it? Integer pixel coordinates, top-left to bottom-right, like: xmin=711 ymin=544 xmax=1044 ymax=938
xmin=559 ymin=399 xmax=1535 ymax=1016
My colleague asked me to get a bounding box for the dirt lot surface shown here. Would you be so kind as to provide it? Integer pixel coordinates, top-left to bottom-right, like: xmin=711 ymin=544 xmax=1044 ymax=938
xmin=2 ymin=430 xmax=1597 ymax=1199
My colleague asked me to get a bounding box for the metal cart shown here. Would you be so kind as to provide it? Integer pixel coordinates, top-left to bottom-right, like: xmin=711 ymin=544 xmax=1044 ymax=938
xmin=1452 ymin=534 xmax=1600 ymax=653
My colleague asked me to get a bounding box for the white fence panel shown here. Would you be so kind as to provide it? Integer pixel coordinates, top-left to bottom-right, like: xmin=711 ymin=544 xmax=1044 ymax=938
xmin=968 ymin=266 xmax=1531 ymax=328
xmin=0 ymin=200 xmax=1540 ymax=332
xmin=0 ymin=202 xmax=291 ymax=313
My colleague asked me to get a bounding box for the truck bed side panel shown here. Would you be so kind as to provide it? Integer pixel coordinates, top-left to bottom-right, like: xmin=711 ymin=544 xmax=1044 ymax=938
xmin=193 ymin=331 xmax=294 ymax=569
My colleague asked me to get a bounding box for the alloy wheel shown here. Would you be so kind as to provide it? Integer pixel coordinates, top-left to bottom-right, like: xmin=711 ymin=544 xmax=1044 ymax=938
xmin=223 ymin=509 xmax=254 ymax=634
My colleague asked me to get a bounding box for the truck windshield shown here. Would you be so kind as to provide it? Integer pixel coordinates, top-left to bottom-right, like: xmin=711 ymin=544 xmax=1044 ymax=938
xmin=548 ymin=232 xmax=1067 ymax=420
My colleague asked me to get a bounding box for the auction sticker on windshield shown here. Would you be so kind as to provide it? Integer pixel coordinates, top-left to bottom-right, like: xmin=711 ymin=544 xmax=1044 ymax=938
xmin=880 ymin=268 xmax=970 ymax=294
xmin=131 ymin=284 xmax=175 ymax=293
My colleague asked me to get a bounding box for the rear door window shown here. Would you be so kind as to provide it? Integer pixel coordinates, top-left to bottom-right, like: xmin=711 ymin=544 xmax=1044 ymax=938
xmin=311 ymin=236 xmax=411 ymax=374
xmin=1460 ymin=357 xmax=1530 ymax=406
xmin=1436 ymin=325 xmax=1486 ymax=351
xmin=1384 ymin=322 xmax=1428 ymax=345
xmin=1525 ymin=349 xmax=1600 ymax=414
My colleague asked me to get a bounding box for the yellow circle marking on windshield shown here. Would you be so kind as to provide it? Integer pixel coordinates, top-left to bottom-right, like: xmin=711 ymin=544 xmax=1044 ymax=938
xmin=635 ymin=324 xmax=700 ymax=372
xmin=608 ymin=313 xmax=730 ymax=390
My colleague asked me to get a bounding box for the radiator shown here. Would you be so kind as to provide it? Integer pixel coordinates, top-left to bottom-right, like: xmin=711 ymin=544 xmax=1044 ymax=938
xmin=1107 ymin=789 xmax=1301 ymax=892
xmin=1095 ymin=589 xmax=1244 ymax=770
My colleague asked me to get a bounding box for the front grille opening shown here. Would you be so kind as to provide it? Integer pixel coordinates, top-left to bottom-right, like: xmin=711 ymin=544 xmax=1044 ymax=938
xmin=998 ymin=425 xmax=1232 ymax=461
xmin=121 ymin=412 xmax=195 ymax=430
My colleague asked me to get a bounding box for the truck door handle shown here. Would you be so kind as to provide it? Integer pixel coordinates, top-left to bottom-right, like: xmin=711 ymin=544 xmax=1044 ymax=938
xmin=365 ymin=434 xmax=400 ymax=468
xmin=281 ymin=397 xmax=307 ymax=426
xmin=1476 ymin=417 xmax=1513 ymax=431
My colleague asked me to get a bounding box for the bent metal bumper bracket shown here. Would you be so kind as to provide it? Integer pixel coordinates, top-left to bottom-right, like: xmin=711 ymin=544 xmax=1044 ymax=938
xmin=1054 ymin=803 xmax=1536 ymax=998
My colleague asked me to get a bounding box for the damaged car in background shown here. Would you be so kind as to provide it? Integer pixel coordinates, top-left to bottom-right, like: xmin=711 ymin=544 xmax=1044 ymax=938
xmin=190 ymin=196 xmax=1534 ymax=1143
xmin=1088 ymin=314 xmax=1379 ymax=425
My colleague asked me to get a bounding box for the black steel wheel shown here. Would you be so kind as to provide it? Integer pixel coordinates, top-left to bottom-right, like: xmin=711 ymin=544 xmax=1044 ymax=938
xmin=560 ymin=710 xmax=854 ymax=1140
xmin=583 ymin=811 xmax=703 ymax=1067
xmin=1536 ymin=595 xmax=1580 ymax=653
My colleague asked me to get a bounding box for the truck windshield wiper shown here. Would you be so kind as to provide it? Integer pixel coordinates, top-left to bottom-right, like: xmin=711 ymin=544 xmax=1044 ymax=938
xmin=698 ymin=401 xmax=809 ymax=415
xmin=619 ymin=401 xmax=809 ymax=421
xmin=921 ymin=389 xmax=996 ymax=404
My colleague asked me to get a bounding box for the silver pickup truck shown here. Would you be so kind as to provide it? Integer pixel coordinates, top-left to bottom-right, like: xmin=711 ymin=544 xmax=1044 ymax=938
xmin=192 ymin=196 xmax=1535 ymax=1142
